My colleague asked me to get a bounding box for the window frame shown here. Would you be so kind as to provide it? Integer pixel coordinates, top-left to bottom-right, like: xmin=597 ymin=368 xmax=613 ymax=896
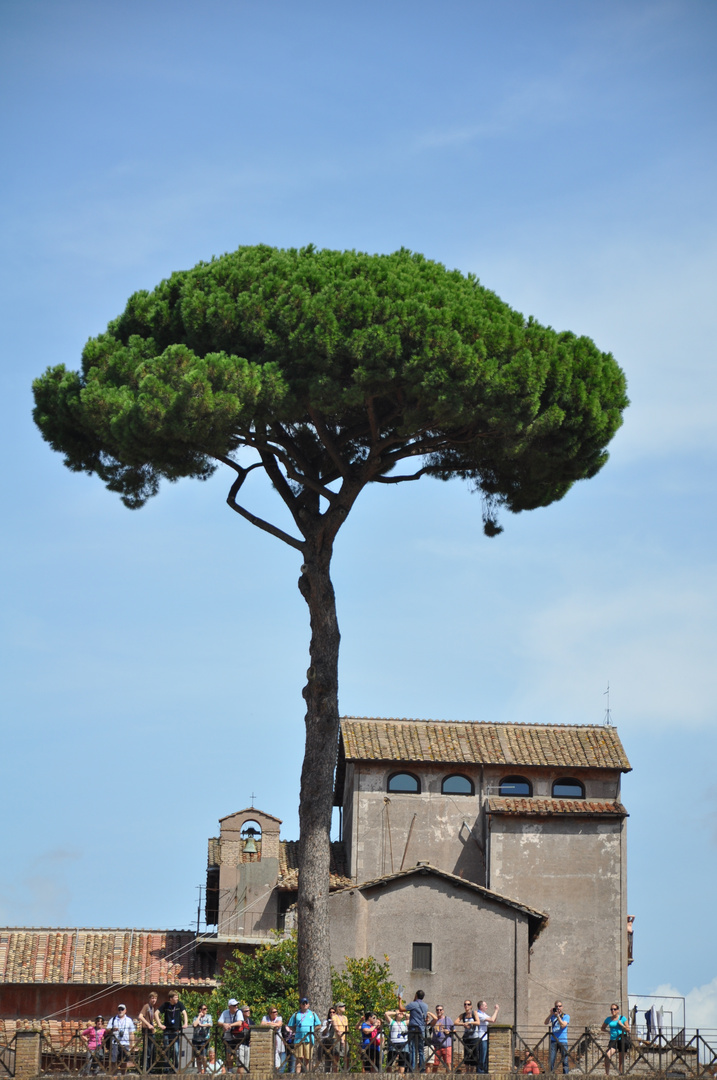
xmin=552 ymin=777 xmax=585 ymax=798
xmin=499 ymin=775 xmax=533 ymax=797
xmin=387 ymin=771 xmax=421 ymax=794
xmin=441 ymin=773 xmax=474 ymax=795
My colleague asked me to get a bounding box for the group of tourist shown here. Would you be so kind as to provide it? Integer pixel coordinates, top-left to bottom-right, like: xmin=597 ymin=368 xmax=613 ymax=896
xmin=77 ymin=990 xmax=632 ymax=1075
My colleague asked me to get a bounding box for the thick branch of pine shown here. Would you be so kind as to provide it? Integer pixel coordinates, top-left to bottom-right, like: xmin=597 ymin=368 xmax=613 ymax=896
xmin=225 ymin=472 xmax=304 ymax=551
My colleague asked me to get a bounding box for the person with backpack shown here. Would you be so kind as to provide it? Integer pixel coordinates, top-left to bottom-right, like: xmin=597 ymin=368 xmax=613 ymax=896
xmin=288 ymin=998 xmax=321 ymax=1074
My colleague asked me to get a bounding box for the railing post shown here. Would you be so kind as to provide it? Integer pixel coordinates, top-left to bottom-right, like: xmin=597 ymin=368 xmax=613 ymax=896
xmin=250 ymin=1027 xmax=276 ymax=1075
xmin=14 ymin=1030 xmax=41 ymax=1080
xmin=488 ymin=1024 xmax=513 ymax=1074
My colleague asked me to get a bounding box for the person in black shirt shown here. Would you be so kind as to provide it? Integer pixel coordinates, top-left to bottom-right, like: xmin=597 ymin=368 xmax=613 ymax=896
xmin=156 ymin=991 xmax=188 ymax=1070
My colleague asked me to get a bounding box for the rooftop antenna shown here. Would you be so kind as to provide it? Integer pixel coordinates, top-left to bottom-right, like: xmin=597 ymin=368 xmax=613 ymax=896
xmin=196 ymin=884 xmax=203 ymax=936
xmin=604 ymin=682 xmax=613 ymax=726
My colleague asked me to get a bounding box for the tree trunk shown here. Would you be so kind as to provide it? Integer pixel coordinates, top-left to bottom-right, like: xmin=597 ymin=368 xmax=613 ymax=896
xmin=296 ymin=541 xmax=341 ymax=1014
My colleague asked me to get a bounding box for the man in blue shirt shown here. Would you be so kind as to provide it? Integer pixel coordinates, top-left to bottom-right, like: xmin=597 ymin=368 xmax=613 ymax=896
xmin=405 ymin=990 xmax=428 ymax=1073
xmin=544 ymin=1000 xmax=570 ymax=1074
xmin=288 ymin=998 xmax=321 ymax=1075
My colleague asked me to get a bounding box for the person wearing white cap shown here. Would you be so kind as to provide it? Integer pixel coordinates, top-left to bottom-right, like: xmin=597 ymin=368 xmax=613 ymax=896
xmin=219 ymin=999 xmax=247 ymax=1071
xmin=107 ymin=1005 xmax=135 ymax=1075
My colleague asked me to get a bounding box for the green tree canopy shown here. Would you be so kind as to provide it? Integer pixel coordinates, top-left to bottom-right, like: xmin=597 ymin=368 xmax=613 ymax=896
xmin=32 ymin=245 xmax=628 ymax=1011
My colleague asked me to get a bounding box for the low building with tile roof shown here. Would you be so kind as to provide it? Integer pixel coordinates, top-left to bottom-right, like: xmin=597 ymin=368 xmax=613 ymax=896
xmin=330 ymin=715 xmax=631 ymax=1032
xmin=0 ymin=928 xmax=215 ymax=1019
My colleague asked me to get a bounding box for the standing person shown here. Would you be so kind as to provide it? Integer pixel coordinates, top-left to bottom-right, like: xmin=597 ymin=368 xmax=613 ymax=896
xmin=219 ymin=999 xmax=246 ymax=1072
xmin=384 ymin=1004 xmax=409 ymax=1074
xmin=157 ymin=990 xmax=189 ymax=1071
xmin=80 ymin=1016 xmax=106 ymax=1075
xmin=358 ymin=1012 xmax=382 ymax=1073
xmin=138 ymin=992 xmax=159 ymax=1073
xmin=261 ymin=1006 xmax=285 ymax=1072
xmin=474 ymin=1001 xmax=499 ymax=1074
xmin=602 ymin=1004 xmax=630 ymax=1074
xmin=428 ymin=1006 xmax=454 ymax=1072
xmin=236 ymin=1006 xmax=253 ymax=1073
xmin=288 ymin=998 xmax=321 ymax=1075
xmin=106 ymin=1005 xmax=135 ymax=1075
xmin=405 ymin=990 xmax=428 ymax=1073
xmin=456 ymin=1000 xmax=480 ymax=1072
xmin=332 ymin=1003 xmax=349 ymax=1070
xmin=544 ymin=1001 xmax=570 ymax=1075
xmin=319 ymin=1008 xmax=337 ymax=1071
xmin=192 ymin=1003 xmax=213 ymax=1073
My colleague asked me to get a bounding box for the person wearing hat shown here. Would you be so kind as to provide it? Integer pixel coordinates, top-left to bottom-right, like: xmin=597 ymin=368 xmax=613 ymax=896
xmin=106 ymin=1005 xmax=135 ymax=1075
xmin=219 ymin=999 xmax=247 ymax=1071
xmin=332 ymin=1003 xmax=349 ymax=1068
xmin=80 ymin=1016 xmax=106 ymax=1075
xmin=288 ymin=998 xmax=321 ymax=1074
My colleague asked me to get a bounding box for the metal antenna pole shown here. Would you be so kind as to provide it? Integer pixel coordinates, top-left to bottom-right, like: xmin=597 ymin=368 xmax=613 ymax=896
xmin=604 ymin=682 xmax=613 ymax=726
xmin=196 ymin=884 xmax=203 ymax=936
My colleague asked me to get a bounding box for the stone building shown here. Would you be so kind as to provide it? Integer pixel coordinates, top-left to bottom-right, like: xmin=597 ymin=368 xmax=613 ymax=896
xmin=202 ymin=717 xmax=631 ymax=1032
xmin=329 ymin=716 xmax=631 ymax=1031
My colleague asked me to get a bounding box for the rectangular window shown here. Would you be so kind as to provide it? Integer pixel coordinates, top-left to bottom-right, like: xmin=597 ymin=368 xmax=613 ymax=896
xmin=412 ymin=942 xmax=432 ymax=970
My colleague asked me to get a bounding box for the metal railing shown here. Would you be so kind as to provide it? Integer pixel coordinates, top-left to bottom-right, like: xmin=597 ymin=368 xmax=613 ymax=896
xmin=0 ymin=1033 xmax=16 ymax=1078
xmin=27 ymin=1022 xmax=717 ymax=1076
xmin=512 ymin=1026 xmax=717 ymax=1076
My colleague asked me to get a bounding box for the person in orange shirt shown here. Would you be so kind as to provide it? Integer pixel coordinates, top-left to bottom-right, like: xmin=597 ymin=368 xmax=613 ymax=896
xmin=521 ymin=1051 xmax=541 ymax=1073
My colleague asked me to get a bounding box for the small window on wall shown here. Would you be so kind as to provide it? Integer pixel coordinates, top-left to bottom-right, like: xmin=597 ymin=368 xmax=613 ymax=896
xmin=388 ymin=772 xmax=420 ymax=793
xmin=412 ymin=942 xmax=432 ymax=970
xmin=552 ymin=778 xmax=585 ymax=798
xmin=442 ymin=774 xmax=474 ymax=795
xmin=499 ymin=776 xmax=532 ymax=796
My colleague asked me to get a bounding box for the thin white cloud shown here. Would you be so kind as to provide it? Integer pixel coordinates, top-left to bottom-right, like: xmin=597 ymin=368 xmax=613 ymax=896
xmin=652 ymin=980 xmax=717 ymax=1031
xmin=512 ymin=570 xmax=717 ymax=729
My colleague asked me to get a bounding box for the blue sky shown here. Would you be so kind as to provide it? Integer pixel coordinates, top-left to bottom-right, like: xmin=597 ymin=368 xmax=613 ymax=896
xmin=1 ymin=0 xmax=716 ymax=1026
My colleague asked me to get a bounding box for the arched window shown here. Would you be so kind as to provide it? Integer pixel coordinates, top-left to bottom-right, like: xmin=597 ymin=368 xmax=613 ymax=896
xmin=499 ymin=776 xmax=532 ymax=797
xmin=387 ymin=772 xmax=421 ymax=794
xmin=552 ymin=778 xmax=585 ymax=798
xmin=442 ymin=774 xmax=474 ymax=795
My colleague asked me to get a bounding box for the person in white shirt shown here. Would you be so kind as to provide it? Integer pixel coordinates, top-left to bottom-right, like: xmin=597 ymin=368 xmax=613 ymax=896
xmin=107 ymin=1005 xmax=135 ymax=1075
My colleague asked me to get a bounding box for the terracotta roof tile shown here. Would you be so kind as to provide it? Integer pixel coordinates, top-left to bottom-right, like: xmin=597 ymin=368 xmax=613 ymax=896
xmin=278 ymin=841 xmax=351 ymax=892
xmin=0 ymin=930 xmax=217 ymax=986
xmin=340 ymin=717 xmax=630 ymax=771
xmin=487 ymin=797 xmax=628 ymax=816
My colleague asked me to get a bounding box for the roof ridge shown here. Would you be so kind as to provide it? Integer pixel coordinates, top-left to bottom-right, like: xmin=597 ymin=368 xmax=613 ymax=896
xmin=341 ymin=716 xmax=619 ymax=730
xmin=0 ymin=927 xmax=194 ymax=934
xmin=336 ymin=863 xmax=548 ymax=921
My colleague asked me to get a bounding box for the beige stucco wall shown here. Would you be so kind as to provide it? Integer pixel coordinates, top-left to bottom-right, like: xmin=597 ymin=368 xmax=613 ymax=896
xmin=342 ymin=763 xmax=623 ymax=890
xmin=488 ymin=815 xmax=628 ymax=1031
xmin=217 ymin=810 xmax=281 ymax=936
xmin=329 ymin=872 xmax=530 ymax=1027
xmin=344 ymin=764 xmax=486 ymax=885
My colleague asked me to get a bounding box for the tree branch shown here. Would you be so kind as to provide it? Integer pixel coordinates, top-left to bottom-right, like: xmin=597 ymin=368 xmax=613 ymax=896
xmin=308 ymin=407 xmax=351 ymax=481
xmin=373 ymin=466 xmax=431 ymax=484
xmin=226 ymin=471 xmax=304 ymax=551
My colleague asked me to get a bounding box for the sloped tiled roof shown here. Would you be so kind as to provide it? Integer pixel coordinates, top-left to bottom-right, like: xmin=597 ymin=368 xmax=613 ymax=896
xmin=331 ymin=863 xmax=548 ymax=945
xmin=339 ymin=717 xmax=631 ymax=771
xmin=487 ymin=797 xmax=628 ymax=817
xmin=0 ymin=929 xmax=216 ymax=986
xmin=278 ymin=841 xmax=352 ymax=892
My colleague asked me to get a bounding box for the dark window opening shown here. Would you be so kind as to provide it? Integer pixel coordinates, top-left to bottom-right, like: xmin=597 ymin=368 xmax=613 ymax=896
xmin=442 ymin=774 xmax=474 ymax=795
xmin=552 ymin=778 xmax=585 ymax=798
xmin=412 ymin=942 xmax=432 ymax=970
xmin=499 ymin=776 xmax=532 ymax=796
xmin=388 ymin=772 xmax=420 ymax=793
